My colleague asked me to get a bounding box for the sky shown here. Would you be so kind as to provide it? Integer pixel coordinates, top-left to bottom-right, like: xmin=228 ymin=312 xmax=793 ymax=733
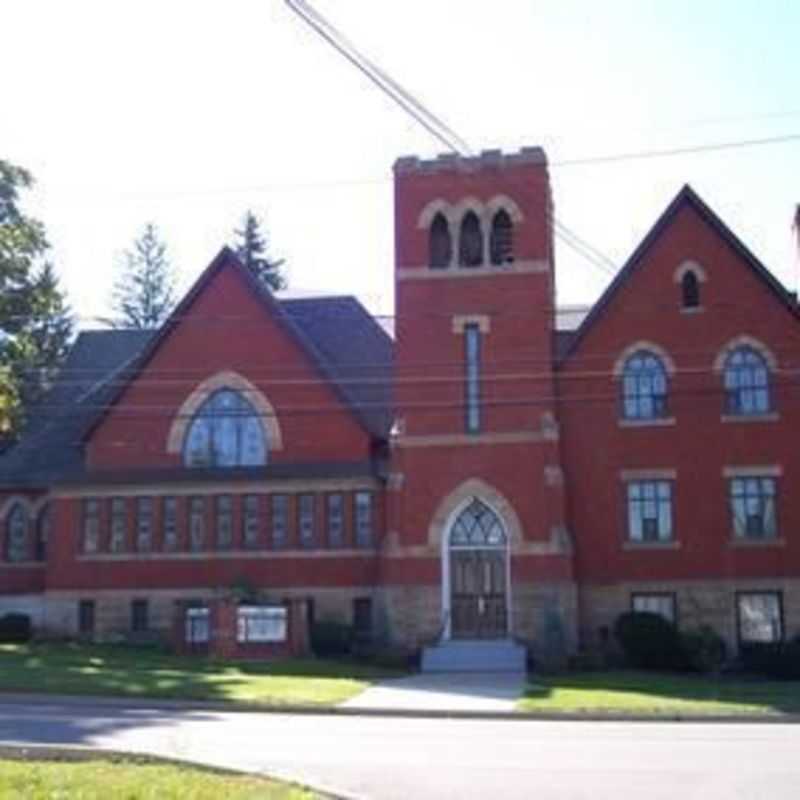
xmin=4 ymin=0 xmax=800 ymax=326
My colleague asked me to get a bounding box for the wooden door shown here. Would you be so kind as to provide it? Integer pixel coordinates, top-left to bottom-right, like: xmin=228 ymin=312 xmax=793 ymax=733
xmin=450 ymin=549 xmax=507 ymax=639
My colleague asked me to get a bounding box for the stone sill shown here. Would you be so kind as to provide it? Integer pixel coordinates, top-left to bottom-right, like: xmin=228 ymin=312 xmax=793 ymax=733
xmin=729 ymin=537 xmax=786 ymax=548
xmin=0 ymin=561 xmax=46 ymax=569
xmin=622 ymin=540 xmax=681 ymax=551
xmin=720 ymin=412 xmax=779 ymax=424
xmin=679 ymin=306 xmax=705 ymax=315
xmin=618 ymin=417 xmax=676 ymax=429
xmin=77 ymin=548 xmax=378 ymax=562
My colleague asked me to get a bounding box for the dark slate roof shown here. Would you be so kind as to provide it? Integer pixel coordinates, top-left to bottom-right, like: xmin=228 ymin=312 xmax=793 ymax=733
xmin=0 ymin=259 xmax=394 ymax=488
xmin=0 ymin=330 xmax=155 ymax=487
xmin=559 ymin=184 xmax=799 ymax=364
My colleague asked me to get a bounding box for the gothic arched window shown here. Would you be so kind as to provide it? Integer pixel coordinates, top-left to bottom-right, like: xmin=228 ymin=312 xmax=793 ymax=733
xmin=622 ymin=350 xmax=669 ymax=420
xmin=429 ymin=213 xmax=452 ymax=269
xmin=681 ymin=270 xmax=700 ymax=308
xmin=5 ymin=503 xmax=28 ymax=562
xmin=724 ymin=346 xmax=770 ymax=416
xmin=449 ymin=499 xmax=506 ymax=547
xmin=183 ymin=389 xmax=267 ymax=467
xmin=489 ymin=209 xmax=514 ymax=265
xmin=458 ymin=211 xmax=483 ymax=268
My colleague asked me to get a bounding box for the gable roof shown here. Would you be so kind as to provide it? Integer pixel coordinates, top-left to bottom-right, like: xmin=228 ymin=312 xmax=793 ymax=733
xmin=560 ymin=184 xmax=799 ymax=363
xmin=0 ymin=254 xmax=394 ymax=489
xmin=82 ymin=247 xmax=394 ymax=443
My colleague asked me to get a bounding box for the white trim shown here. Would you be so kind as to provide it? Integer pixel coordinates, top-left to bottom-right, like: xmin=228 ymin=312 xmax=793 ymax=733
xmin=712 ymin=335 xmax=778 ymax=373
xmin=452 ymin=314 xmax=491 ymax=334
xmin=619 ymin=468 xmax=677 ymax=481
xmin=613 ymin=341 xmax=676 ymax=377
xmin=439 ymin=496 xmax=512 ymax=641
xmin=673 ymin=260 xmax=708 ymax=284
xmin=722 ymin=465 xmax=782 ymax=478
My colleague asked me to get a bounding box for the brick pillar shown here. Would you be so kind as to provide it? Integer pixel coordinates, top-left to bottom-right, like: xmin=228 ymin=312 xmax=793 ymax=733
xmin=288 ymin=599 xmax=310 ymax=656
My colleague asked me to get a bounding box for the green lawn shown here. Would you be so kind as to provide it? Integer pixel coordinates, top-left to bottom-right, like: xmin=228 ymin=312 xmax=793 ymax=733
xmin=0 ymin=757 xmax=317 ymax=799
xmin=0 ymin=643 xmax=402 ymax=707
xmin=519 ymin=670 xmax=800 ymax=715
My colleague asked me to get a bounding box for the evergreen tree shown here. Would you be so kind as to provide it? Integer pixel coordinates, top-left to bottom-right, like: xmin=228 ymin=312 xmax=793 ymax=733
xmin=0 ymin=160 xmax=73 ymax=439
xmin=233 ymin=211 xmax=286 ymax=292
xmin=110 ymin=223 xmax=176 ymax=329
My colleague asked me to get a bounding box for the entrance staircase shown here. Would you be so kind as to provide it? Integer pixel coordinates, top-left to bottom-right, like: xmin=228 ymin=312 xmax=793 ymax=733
xmin=421 ymin=639 xmax=526 ymax=673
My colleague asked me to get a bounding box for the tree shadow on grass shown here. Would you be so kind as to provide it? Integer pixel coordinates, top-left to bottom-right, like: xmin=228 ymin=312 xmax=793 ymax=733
xmin=522 ymin=670 xmax=800 ymax=715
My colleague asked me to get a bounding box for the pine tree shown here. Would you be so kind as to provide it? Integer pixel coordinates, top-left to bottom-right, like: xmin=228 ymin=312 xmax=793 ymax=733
xmin=233 ymin=211 xmax=286 ymax=292
xmin=0 ymin=160 xmax=73 ymax=439
xmin=110 ymin=223 xmax=176 ymax=329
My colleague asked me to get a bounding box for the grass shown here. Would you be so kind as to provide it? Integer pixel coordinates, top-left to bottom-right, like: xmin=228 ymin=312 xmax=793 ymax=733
xmin=0 ymin=643 xmax=403 ymax=707
xmin=0 ymin=757 xmax=317 ymax=799
xmin=519 ymin=670 xmax=800 ymax=715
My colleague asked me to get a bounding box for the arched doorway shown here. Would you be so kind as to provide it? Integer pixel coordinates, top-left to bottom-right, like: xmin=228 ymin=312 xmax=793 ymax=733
xmin=446 ymin=498 xmax=509 ymax=639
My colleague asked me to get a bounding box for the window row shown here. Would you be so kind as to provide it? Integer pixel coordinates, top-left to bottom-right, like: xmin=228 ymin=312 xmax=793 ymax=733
xmin=626 ymin=476 xmax=779 ymax=543
xmin=632 ymin=590 xmax=784 ymax=645
xmin=429 ymin=209 xmax=514 ymax=269
xmin=621 ymin=344 xmax=772 ymax=421
xmin=2 ymin=503 xmax=50 ymax=563
xmin=80 ymin=491 xmax=376 ymax=555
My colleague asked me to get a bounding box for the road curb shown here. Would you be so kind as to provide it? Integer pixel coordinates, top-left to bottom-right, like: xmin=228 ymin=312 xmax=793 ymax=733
xmin=1 ymin=690 xmax=799 ymax=723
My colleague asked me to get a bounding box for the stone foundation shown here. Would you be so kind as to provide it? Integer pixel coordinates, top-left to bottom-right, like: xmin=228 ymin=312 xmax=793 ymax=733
xmin=580 ymin=578 xmax=800 ymax=654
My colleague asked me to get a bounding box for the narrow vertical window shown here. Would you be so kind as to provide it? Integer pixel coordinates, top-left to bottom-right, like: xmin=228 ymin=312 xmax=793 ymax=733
xmin=271 ymin=494 xmax=288 ymax=549
xmin=429 ymin=212 xmax=452 ymax=269
xmin=5 ymin=503 xmax=28 ymax=562
xmin=162 ymin=496 xmax=178 ymax=551
xmin=136 ymin=497 xmax=153 ymax=552
xmin=327 ymin=493 xmax=344 ymax=548
xmin=724 ymin=346 xmax=770 ymax=416
xmin=464 ymin=323 xmax=481 ymax=433
xmin=353 ymin=597 xmax=374 ymax=643
xmin=242 ymin=494 xmax=261 ymax=549
xmin=458 ymin=211 xmax=483 ymax=267
xmin=109 ymin=498 xmax=127 ymax=553
xmin=681 ymin=271 xmax=700 ymax=308
xmin=189 ymin=496 xmax=206 ymax=552
xmin=354 ymin=491 xmax=373 ymax=548
xmin=131 ymin=599 xmax=149 ymax=633
xmin=216 ymin=495 xmax=233 ymax=550
xmin=83 ymin=499 xmax=100 ymax=554
xmin=35 ymin=504 xmax=50 ymax=562
xmin=298 ymin=494 xmax=315 ymax=549
xmin=489 ymin=209 xmax=513 ymax=265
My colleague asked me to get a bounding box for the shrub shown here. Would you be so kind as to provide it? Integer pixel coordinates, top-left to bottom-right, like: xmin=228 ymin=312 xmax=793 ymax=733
xmin=680 ymin=625 xmax=727 ymax=673
xmin=614 ymin=611 xmax=686 ymax=670
xmin=741 ymin=637 xmax=800 ymax=680
xmin=310 ymin=621 xmax=353 ymax=658
xmin=0 ymin=613 xmax=33 ymax=643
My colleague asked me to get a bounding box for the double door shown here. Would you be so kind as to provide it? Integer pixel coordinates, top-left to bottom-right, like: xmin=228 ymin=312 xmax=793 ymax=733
xmin=450 ymin=549 xmax=507 ymax=639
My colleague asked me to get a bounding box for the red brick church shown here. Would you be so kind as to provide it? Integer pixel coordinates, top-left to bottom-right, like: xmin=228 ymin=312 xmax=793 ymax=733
xmin=1 ymin=148 xmax=797 ymax=669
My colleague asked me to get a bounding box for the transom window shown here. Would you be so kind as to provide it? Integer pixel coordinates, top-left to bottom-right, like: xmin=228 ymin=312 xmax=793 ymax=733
xmin=723 ymin=346 xmax=770 ymax=416
xmin=632 ymin=593 xmax=676 ymax=623
xmin=730 ymin=476 xmax=777 ymax=539
xmin=627 ymin=481 xmax=673 ymax=542
xmin=183 ymin=388 xmax=267 ymax=468
xmin=622 ymin=351 xmax=668 ymax=420
xmin=450 ymin=499 xmax=506 ymax=548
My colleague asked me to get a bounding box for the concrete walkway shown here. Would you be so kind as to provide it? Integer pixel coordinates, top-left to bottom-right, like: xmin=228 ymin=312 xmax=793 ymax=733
xmin=341 ymin=671 xmax=527 ymax=712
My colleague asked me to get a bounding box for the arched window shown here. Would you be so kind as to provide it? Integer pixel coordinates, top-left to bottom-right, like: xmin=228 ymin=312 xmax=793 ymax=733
xmin=681 ymin=271 xmax=700 ymax=308
xmin=183 ymin=389 xmax=267 ymax=467
xmin=450 ymin=498 xmax=506 ymax=547
xmin=458 ymin=211 xmax=483 ymax=268
xmin=489 ymin=209 xmax=513 ymax=265
xmin=35 ymin=504 xmax=50 ymax=562
xmin=724 ymin=346 xmax=770 ymax=415
xmin=429 ymin=212 xmax=452 ymax=269
xmin=622 ymin=351 xmax=669 ymax=420
xmin=5 ymin=503 xmax=28 ymax=562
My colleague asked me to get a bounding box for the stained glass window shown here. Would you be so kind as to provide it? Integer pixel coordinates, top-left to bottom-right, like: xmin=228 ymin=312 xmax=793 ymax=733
xmin=449 ymin=499 xmax=506 ymax=548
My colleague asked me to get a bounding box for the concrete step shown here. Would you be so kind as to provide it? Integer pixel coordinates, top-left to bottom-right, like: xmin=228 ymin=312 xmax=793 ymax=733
xmin=421 ymin=639 xmax=527 ymax=673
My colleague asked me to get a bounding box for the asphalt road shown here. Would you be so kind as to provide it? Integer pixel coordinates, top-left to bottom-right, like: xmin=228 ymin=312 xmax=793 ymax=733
xmin=0 ymin=698 xmax=798 ymax=799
